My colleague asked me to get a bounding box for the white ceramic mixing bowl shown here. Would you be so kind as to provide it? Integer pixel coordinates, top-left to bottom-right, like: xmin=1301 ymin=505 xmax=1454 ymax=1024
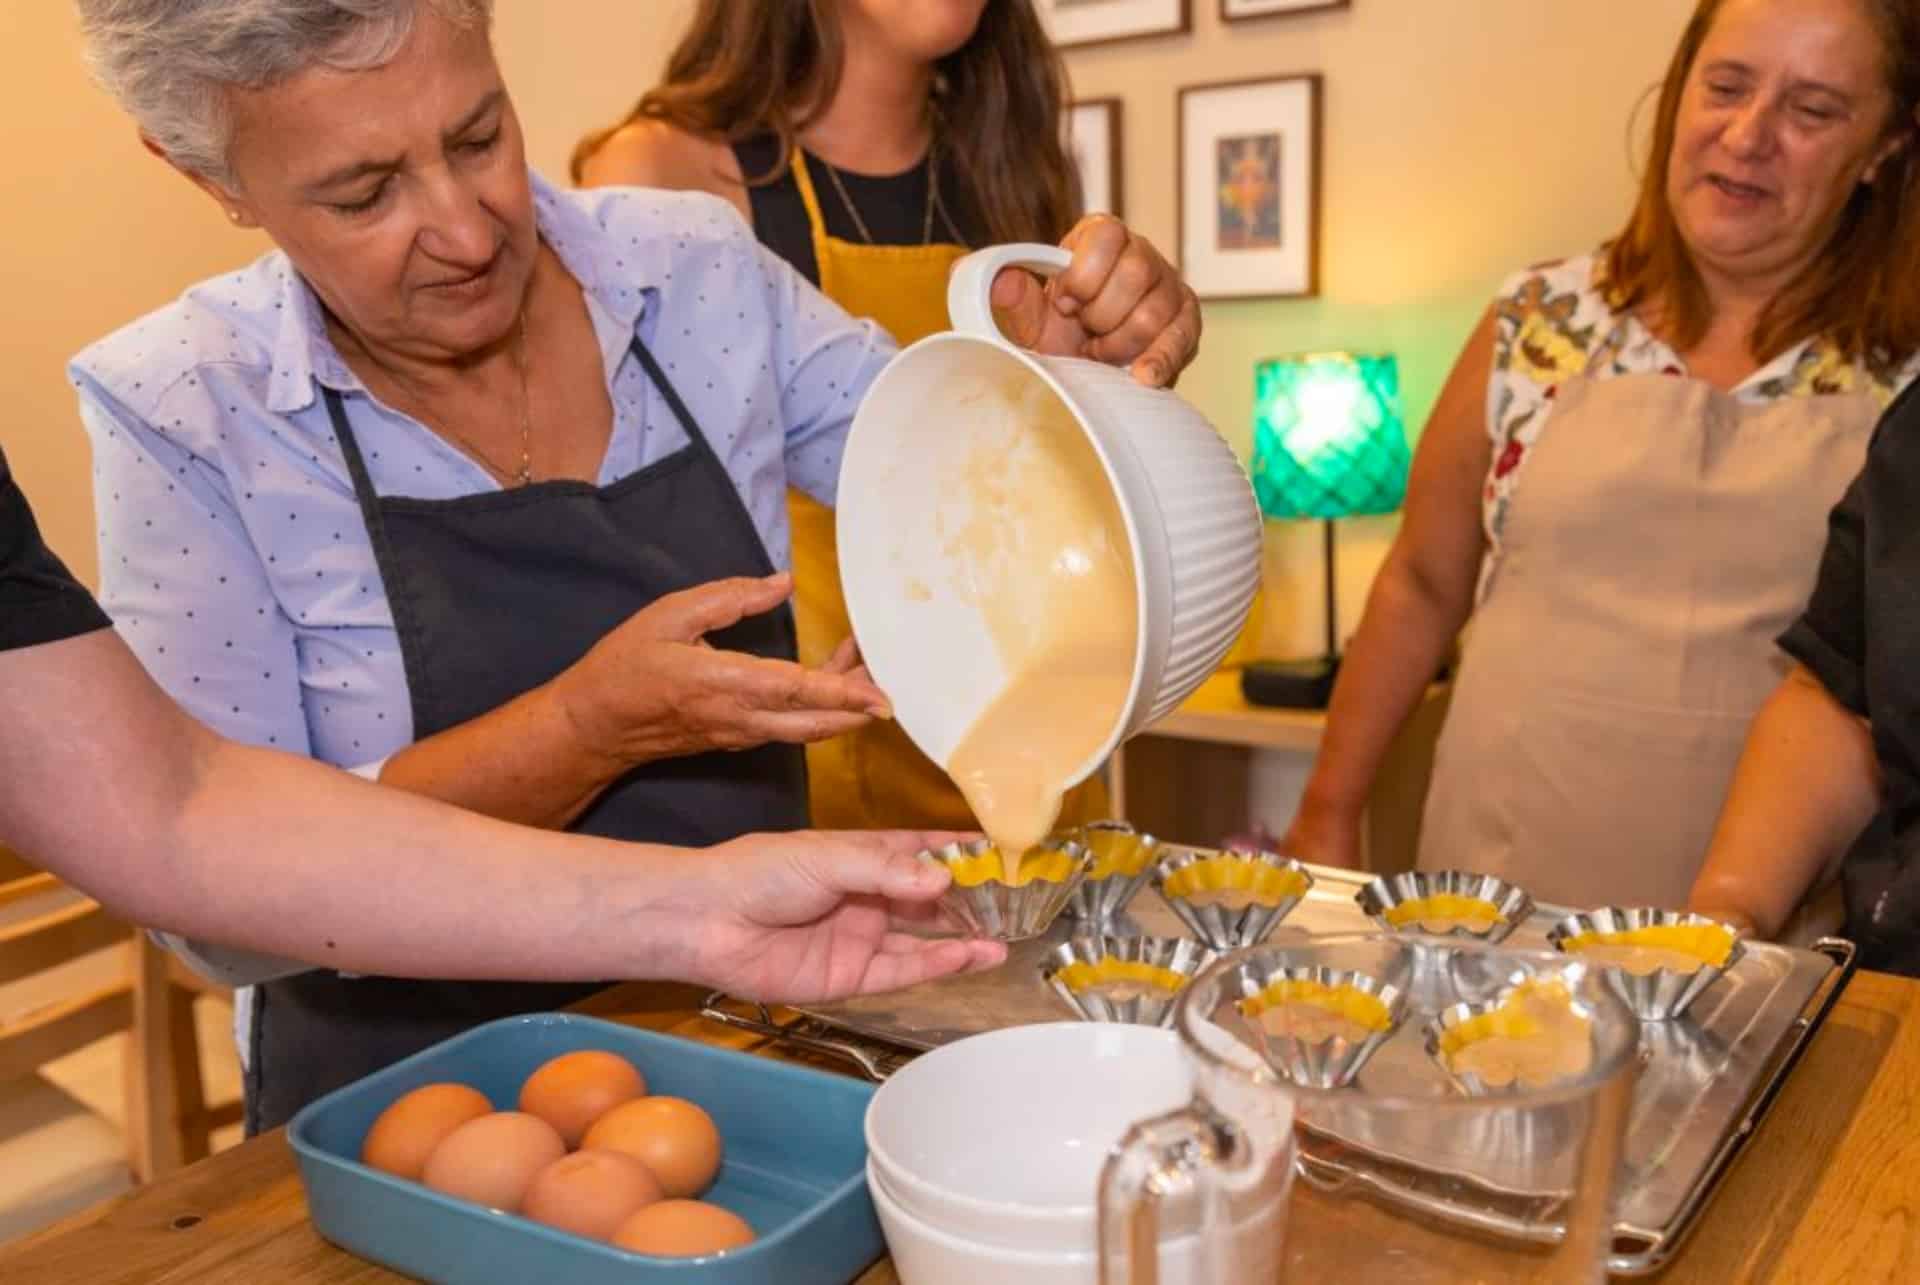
xmin=836 ymin=243 xmax=1262 ymax=787
xmin=863 ymin=1023 xmax=1191 ymax=1252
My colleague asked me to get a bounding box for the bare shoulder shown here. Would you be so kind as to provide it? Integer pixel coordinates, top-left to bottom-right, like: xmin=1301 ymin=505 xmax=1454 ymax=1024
xmin=578 ymin=119 xmax=747 ymax=213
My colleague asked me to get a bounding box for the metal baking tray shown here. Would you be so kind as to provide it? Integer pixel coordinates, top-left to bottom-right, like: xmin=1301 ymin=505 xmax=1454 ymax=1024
xmin=702 ymin=859 xmax=1853 ymax=1276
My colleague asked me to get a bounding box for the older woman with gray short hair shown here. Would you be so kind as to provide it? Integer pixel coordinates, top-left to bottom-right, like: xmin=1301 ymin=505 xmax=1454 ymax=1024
xmin=72 ymin=0 xmax=1200 ymax=1130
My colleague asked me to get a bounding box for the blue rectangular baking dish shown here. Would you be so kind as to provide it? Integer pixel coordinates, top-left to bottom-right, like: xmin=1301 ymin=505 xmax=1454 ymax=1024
xmin=288 ymin=1012 xmax=883 ymax=1284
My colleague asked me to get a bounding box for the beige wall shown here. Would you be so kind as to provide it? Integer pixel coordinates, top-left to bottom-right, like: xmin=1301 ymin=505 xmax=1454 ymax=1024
xmin=2 ymin=0 xmax=1685 ymax=652
xmin=1 ymin=4 xmax=264 ymax=589
xmin=1055 ymin=0 xmax=1688 ymax=654
xmin=0 ymin=0 xmax=697 ymax=589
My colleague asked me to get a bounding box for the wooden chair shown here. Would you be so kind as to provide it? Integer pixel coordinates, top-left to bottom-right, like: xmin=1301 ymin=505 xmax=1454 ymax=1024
xmin=135 ymin=937 xmax=245 ymax=1173
xmin=0 ymin=845 xmax=240 ymax=1181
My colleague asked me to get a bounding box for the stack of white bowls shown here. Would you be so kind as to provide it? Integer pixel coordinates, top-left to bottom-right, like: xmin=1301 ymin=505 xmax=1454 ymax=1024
xmin=863 ymin=1023 xmax=1203 ymax=1284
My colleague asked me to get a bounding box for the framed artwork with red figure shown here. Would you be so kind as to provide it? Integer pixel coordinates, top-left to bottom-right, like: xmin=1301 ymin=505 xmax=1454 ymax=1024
xmin=1177 ymin=74 xmax=1322 ymax=300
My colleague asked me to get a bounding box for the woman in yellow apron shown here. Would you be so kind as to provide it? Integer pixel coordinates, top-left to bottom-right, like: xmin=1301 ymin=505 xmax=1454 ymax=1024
xmin=572 ymin=0 xmax=1112 ymax=831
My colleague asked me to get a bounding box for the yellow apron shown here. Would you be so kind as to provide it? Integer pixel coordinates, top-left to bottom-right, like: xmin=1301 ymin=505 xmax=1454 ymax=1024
xmin=789 ymin=149 xmax=1111 ymax=830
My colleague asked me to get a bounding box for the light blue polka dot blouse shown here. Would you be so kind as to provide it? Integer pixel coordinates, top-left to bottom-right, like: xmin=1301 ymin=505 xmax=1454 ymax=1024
xmin=71 ymin=171 xmax=896 ymax=771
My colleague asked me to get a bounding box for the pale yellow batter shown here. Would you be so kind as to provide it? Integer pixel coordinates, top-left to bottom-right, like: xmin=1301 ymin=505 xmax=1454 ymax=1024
xmin=1561 ymin=922 xmax=1736 ymax=974
xmin=1053 ymin=957 xmax=1191 ymax=998
xmin=1255 ymin=1006 xmax=1381 ymax=1047
xmin=1179 ymin=888 xmax=1264 ymax=911
xmin=1082 ymin=824 xmax=1156 ymax=880
xmin=1413 ymin=917 xmax=1483 ymax=934
xmin=1440 ymin=980 xmax=1593 ymax=1089
xmin=940 ymin=376 xmax=1138 ymax=857
xmin=1160 ymin=854 xmax=1310 ymax=909
xmin=1240 ymin=978 xmax=1394 ymax=1048
xmin=1382 ymin=894 xmax=1506 ymax=936
xmin=1567 ymin=943 xmax=1708 ymax=976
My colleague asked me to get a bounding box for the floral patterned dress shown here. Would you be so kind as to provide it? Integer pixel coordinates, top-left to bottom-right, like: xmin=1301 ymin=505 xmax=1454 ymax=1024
xmin=1416 ymin=252 xmax=1919 ymax=909
xmin=1478 ymin=252 xmax=1916 ymax=601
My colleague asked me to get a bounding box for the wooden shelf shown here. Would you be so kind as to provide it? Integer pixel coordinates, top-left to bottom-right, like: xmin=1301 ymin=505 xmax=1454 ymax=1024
xmin=1112 ymin=670 xmax=1450 ymax=871
xmin=1147 ymin=669 xmax=1331 ymax=752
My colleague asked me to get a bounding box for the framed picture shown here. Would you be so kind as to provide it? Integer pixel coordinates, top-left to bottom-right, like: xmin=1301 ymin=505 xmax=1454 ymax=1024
xmin=1065 ymin=99 xmax=1125 ymax=219
xmin=1177 ymin=74 xmax=1322 ymax=300
xmin=1035 ymin=0 xmax=1190 ymax=49
xmin=1221 ymin=0 xmax=1349 ymax=20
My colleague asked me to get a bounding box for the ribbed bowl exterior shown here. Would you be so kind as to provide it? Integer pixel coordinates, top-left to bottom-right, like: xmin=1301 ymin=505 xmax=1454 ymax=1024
xmin=1045 ymin=358 xmax=1263 ymax=731
xmin=837 ymin=332 xmax=1261 ymax=776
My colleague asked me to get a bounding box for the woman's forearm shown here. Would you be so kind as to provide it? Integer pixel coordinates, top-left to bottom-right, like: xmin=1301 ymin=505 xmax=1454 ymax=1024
xmin=378 ymin=678 xmax=621 ymax=829
xmin=4 ymin=632 xmax=985 ymax=1001
xmin=1688 ymin=667 xmax=1880 ymax=937
xmin=0 ymin=632 xmax=690 ymax=978
xmin=174 ymin=732 xmax=699 ymax=980
xmin=374 ymin=576 xmax=884 ymax=829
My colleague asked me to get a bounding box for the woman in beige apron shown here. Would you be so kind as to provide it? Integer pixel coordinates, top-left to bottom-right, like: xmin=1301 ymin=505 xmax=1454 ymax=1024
xmin=1420 ymin=360 xmax=1880 ymax=908
xmin=1282 ymin=0 xmax=1920 ymax=913
xmin=573 ymin=1 xmax=1119 ymax=832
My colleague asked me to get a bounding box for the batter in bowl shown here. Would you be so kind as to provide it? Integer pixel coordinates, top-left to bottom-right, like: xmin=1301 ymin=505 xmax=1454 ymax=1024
xmin=939 ymin=376 xmax=1138 ymax=857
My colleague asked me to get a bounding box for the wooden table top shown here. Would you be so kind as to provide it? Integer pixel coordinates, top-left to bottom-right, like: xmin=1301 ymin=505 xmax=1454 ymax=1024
xmin=6 ymin=971 xmax=1920 ymax=1283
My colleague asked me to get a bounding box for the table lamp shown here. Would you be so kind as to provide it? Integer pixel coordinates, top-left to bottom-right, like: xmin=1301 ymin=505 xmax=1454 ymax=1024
xmin=1242 ymin=351 xmax=1409 ymax=708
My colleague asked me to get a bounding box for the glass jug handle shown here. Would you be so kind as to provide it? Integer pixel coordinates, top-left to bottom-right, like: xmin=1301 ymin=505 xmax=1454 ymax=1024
xmin=945 ymin=242 xmax=1073 ymax=341
xmin=1098 ymin=1104 xmax=1238 ymax=1285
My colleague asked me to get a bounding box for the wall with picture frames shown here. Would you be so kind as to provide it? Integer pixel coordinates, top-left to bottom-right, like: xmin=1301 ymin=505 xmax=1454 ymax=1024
xmin=1051 ymin=0 xmax=1689 ymax=658
xmin=7 ymin=0 xmax=1684 ymax=638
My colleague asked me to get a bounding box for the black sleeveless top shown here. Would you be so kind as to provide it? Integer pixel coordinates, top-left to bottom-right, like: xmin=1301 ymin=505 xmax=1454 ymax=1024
xmin=731 ymin=133 xmax=984 ymax=287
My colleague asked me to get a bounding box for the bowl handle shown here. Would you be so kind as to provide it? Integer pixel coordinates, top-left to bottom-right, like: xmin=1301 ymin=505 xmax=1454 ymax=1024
xmin=946 ymin=242 xmax=1074 ymax=342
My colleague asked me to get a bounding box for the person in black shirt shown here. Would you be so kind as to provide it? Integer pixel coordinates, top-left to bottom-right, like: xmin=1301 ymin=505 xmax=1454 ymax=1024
xmin=0 ymin=446 xmax=1003 ymax=996
xmin=0 ymin=451 xmax=112 ymax=652
xmin=1691 ymin=379 xmax=1920 ymax=973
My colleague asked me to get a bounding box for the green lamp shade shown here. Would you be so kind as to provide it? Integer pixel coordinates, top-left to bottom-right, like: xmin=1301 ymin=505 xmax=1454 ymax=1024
xmin=1252 ymin=352 xmax=1410 ymax=520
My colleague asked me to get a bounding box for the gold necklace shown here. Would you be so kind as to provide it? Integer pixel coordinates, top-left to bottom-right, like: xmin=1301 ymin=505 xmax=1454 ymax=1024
xmin=819 ymin=139 xmax=958 ymax=246
xmin=415 ymin=314 xmax=535 ymax=488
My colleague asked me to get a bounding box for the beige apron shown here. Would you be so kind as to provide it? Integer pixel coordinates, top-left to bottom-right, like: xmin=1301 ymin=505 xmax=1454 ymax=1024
xmin=1416 ymin=371 xmax=1878 ymax=909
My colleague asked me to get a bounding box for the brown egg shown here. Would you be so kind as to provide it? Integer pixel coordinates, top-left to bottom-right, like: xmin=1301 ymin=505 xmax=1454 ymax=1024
xmin=421 ymin=1111 xmax=566 ymax=1212
xmin=520 ymin=1149 xmax=664 ymax=1242
xmin=611 ymin=1200 xmax=755 ymax=1258
xmin=361 ymin=1082 xmax=492 ymax=1181
xmin=581 ymin=1096 xmax=723 ymax=1199
xmin=517 ymin=1050 xmax=647 ymax=1147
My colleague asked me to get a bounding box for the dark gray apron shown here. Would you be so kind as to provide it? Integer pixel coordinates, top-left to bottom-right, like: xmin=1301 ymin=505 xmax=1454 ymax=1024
xmin=244 ymin=333 xmax=807 ymax=1133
